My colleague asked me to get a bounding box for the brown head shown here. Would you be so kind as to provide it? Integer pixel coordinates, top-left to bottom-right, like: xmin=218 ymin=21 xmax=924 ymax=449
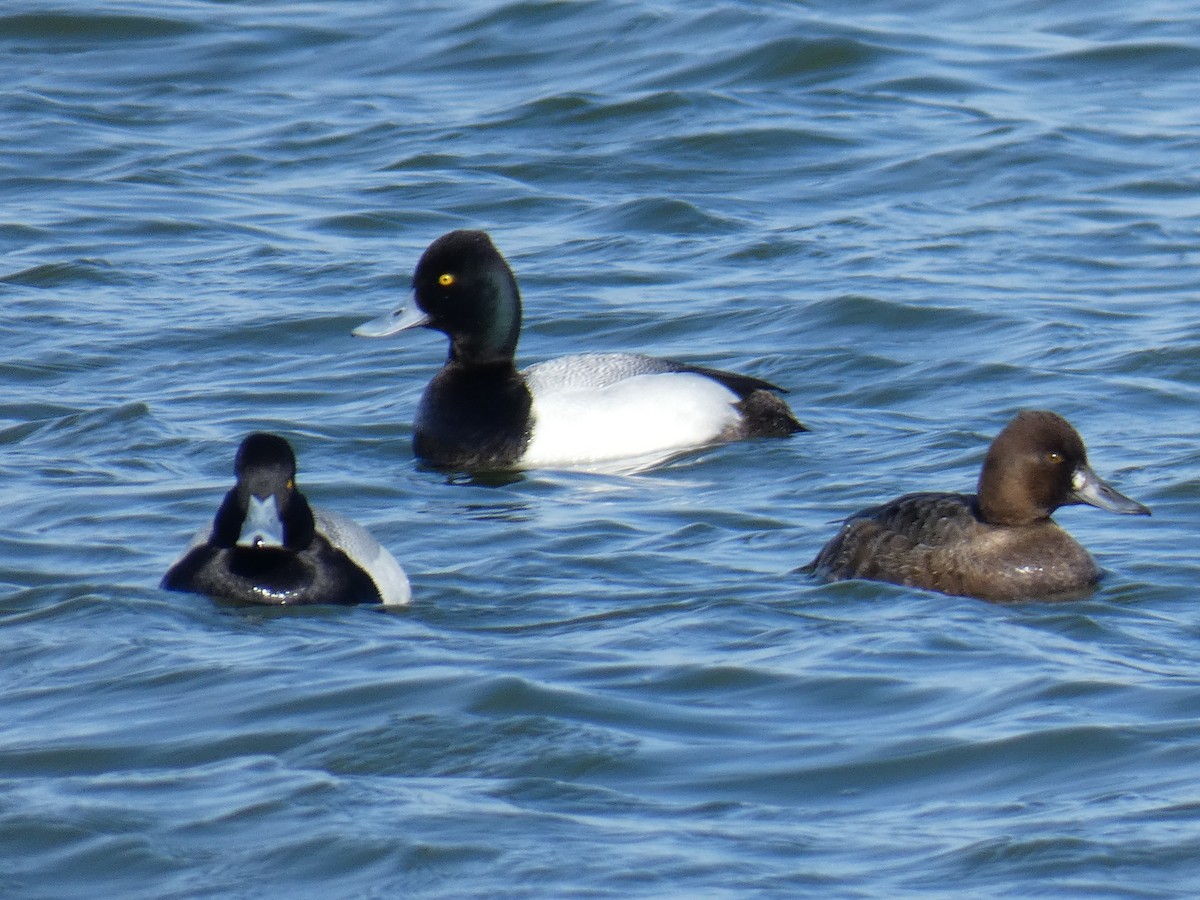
xmin=976 ymin=410 xmax=1149 ymax=526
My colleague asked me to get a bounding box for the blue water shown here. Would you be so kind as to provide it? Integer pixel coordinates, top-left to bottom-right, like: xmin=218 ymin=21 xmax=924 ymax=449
xmin=3 ymin=0 xmax=1200 ymax=896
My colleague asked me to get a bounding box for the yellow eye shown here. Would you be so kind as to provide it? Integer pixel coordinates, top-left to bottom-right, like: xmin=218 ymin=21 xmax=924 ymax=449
xmin=1047 ymin=452 xmax=1063 ymax=464
xmin=286 ymin=478 xmax=294 ymax=490
xmin=438 ymin=273 xmax=455 ymax=287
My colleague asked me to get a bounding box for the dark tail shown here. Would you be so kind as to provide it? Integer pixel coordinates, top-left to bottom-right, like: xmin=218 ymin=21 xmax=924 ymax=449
xmin=736 ymin=389 xmax=807 ymax=437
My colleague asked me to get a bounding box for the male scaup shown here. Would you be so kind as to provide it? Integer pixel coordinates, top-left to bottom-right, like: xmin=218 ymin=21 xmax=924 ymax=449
xmin=162 ymin=433 xmax=411 ymax=606
xmin=353 ymin=229 xmax=804 ymax=470
xmin=803 ymin=411 xmax=1150 ymax=601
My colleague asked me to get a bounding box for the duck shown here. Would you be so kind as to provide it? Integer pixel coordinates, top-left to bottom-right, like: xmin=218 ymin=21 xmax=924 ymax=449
xmin=802 ymin=410 xmax=1150 ymax=601
xmin=162 ymin=433 xmax=411 ymax=606
xmin=352 ymin=229 xmax=804 ymax=470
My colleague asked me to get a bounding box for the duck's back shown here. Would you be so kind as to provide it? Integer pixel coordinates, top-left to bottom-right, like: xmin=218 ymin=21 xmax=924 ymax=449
xmin=526 ymin=353 xmax=799 ymax=431
xmin=805 ymin=491 xmax=1102 ymax=601
xmin=524 ymin=352 xmax=678 ymax=390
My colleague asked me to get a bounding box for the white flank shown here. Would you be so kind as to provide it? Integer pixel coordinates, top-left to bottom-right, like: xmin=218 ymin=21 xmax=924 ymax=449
xmin=314 ymin=508 xmax=412 ymax=606
xmin=521 ymin=356 xmax=741 ymax=467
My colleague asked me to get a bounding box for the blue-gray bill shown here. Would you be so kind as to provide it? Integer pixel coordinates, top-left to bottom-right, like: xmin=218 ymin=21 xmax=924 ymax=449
xmin=352 ymin=294 xmax=430 ymax=338
xmin=1071 ymin=464 xmax=1151 ymax=516
xmin=237 ymin=494 xmax=286 ymax=547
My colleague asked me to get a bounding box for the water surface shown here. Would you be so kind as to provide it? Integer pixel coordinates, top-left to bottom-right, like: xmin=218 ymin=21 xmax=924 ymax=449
xmin=2 ymin=1 xmax=1199 ymax=896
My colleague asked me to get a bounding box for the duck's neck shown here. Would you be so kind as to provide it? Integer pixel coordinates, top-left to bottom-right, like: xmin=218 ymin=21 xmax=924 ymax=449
xmin=975 ymin=477 xmax=1051 ymax=527
xmin=449 ymin=336 xmax=518 ymax=368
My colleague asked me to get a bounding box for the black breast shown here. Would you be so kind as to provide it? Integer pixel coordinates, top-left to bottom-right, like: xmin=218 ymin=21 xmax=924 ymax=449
xmin=413 ymin=361 xmax=533 ymax=469
xmin=162 ymin=538 xmax=381 ymax=606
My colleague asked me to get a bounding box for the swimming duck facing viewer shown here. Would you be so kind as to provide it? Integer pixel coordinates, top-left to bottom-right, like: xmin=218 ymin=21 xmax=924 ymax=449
xmin=353 ymin=230 xmax=804 ymax=470
xmin=803 ymin=411 xmax=1150 ymax=602
xmin=162 ymin=433 xmax=410 ymax=606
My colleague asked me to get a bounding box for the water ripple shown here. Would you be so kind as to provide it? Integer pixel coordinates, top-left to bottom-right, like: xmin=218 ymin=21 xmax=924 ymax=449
xmin=1 ymin=0 xmax=1199 ymax=896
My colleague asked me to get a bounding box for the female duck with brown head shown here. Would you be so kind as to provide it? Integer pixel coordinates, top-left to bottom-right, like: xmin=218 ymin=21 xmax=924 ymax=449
xmin=804 ymin=411 xmax=1150 ymax=602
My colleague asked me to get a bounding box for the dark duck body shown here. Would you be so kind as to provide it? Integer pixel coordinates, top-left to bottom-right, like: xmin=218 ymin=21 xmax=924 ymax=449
xmin=353 ymin=229 xmax=804 ymax=471
xmin=163 ymin=433 xmax=410 ymax=606
xmin=804 ymin=411 xmax=1150 ymax=601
